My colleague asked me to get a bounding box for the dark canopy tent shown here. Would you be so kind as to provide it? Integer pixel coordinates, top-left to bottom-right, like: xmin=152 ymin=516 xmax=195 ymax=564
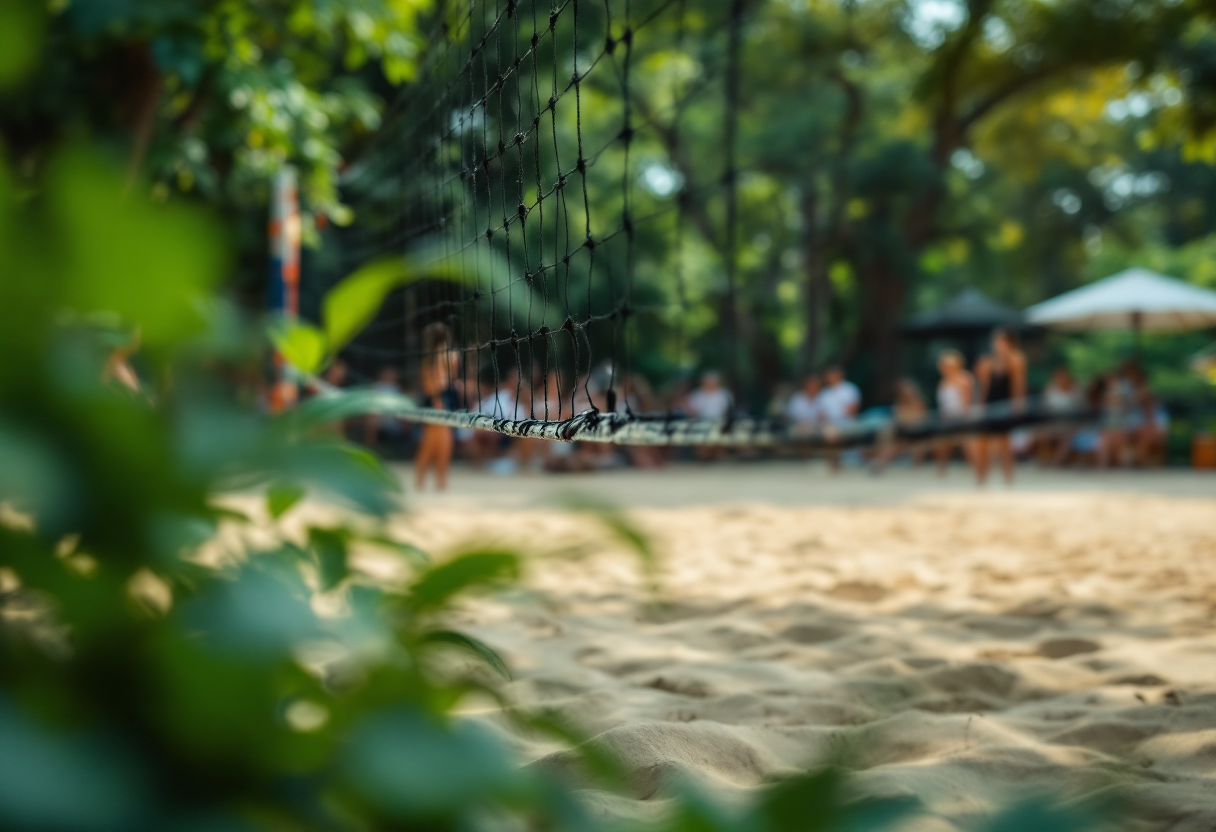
xmin=901 ymin=288 xmax=1027 ymax=363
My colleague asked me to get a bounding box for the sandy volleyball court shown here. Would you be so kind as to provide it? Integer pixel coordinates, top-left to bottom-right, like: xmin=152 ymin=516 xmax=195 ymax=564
xmin=389 ymin=466 xmax=1216 ymax=830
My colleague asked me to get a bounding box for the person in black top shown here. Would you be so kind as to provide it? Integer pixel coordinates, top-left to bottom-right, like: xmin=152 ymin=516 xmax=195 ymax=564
xmin=974 ymin=327 xmax=1027 ymax=485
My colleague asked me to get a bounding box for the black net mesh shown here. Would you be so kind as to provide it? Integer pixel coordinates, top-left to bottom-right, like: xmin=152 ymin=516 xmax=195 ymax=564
xmin=304 ymin=0 xmax=1091 ymax=447
xmin=320 ymin=0 xmax=729 ymax=428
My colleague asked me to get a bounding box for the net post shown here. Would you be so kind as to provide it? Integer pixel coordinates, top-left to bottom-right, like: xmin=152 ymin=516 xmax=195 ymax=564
xmin=268 ymin=165 xmax=301 ymax=412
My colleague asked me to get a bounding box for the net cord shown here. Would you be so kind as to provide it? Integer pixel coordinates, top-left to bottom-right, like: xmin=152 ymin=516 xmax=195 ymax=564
xmin=308 ymin=379 xmax=1097 ymax=449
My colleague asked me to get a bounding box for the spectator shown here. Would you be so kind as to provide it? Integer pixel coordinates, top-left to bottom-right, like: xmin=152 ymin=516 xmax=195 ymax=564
xmin=816 ymin=366 xmax=860 ymax=427
xmin=785 ymin=375 xmax=822 ymax=431
xmin=1044 ymin=366 xmax=1083 ymax=413
xmin=767 ymin=382 xmax=793 ymax=419
xmin=1040 ymin=366 xmax=1083 ymax=466
xmin=974 ymin=327 xmax=1027 ymax=485
xmin=363 ymin=366 xmax=405 ymax=451
xmin=479 ymin=365 xmax=522 ymax=420
xmin=1132 ymin=377 xmax=1169 ymax=466
xmin=304 ymin=358 xmax=350 ymax=437
xmin=685 ymin=371 xmax=733 ymax=460
xmin=894 ymin=378 xmax=927 ymax=425
xmin=1098 ymin=361 xmax=1140 ymax=468
xmin=685 ymin=371 xmax=733 ymax=420
xmin=472 ymin=365 xmax=521 ymax=468
xmin=873 ymin=378 xmax=927 ymax=471
xmin=935 ymin=349 xmax=974 ymax=476
xmin=816 ymin=365 xmax=860 ymax=472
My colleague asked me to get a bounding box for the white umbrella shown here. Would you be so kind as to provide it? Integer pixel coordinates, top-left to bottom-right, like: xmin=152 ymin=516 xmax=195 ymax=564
xmin=1026 ymin=267 xmax=1216 ymax=333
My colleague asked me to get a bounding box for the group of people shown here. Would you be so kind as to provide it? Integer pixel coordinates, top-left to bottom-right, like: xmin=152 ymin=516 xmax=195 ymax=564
xmin=773 ymin=328 xmax=1170 ymax=482
xmin=1038 ymin=360 xmax=1170 ymax=468
xmin=328 ymin=324 xmax=1168 ymax=491
xmin=775 ymin=328 xmax=1028 ymax=484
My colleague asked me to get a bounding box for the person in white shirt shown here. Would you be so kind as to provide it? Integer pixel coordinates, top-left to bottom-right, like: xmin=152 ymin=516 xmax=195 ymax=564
xmin=816 ymin=366 xmax=860 ymax=427
xmin=684 ymin=371 xmax=733 ymax=460
xmin=935 ymin=349 xmax=975 ymax=475
xmin=815 ymin=366 xmax=860 ymax=471
xmin=478 ymin=372 xmax=522 ymax=420
xmin=469 ymin=367 xmax=522 ymax=467
xmin=785 ymin=374 xmax=822 ymax=430
xmin=1039 ymin=365 xmax=1082 ymax=466
xmin=685 ymin=371 xmax=733 ymax=420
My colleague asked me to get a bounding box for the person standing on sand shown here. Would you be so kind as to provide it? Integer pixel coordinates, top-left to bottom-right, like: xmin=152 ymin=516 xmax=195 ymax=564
xmin=414 ymin=323 xmax=458 ymax=491
xmin=973 ymin=328 xmax=1027 ymax=486
xmin=935 ymin=349 xmax=974 ymax=476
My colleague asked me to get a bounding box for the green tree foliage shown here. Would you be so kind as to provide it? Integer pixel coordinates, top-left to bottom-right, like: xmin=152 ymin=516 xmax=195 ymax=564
xmin=9 ymin=0 xmax=1214 ymax=402
xmin=0 ymin=0 xmax=430 ymax=269
xmin=309 ymin=0 xmax=1216 ymax=407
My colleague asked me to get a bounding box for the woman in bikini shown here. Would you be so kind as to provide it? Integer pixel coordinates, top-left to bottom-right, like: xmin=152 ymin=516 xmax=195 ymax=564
xmin=414 ymin=322 xmax=459 ymax=491
xmin=973 ymin=328 xmax=1027 ymax=486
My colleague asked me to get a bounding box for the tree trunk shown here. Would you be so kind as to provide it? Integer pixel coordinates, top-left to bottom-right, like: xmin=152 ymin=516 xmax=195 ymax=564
xmin=122 ymin=42 xmax=163 ymax=192
xmin=800 ymin=186 xmax=828 ymax=374
xmin=853 ymin=257 xmax=904 ymax=404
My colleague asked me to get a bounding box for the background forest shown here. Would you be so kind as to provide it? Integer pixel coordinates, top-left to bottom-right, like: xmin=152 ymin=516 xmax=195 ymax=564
xmin=6 ymin=0 xmax=1216 ymax=418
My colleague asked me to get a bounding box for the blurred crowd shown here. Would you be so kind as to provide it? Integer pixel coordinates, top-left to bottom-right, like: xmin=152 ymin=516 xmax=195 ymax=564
xmin=320 ymin=326 xmax=1171 ymax=490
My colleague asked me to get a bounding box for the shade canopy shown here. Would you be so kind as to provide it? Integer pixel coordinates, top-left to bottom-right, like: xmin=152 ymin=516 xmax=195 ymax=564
xmin=1025 ymin=268 xmax=1216 ymax=332
xmin=902 ymin=288 xmax=1025 ymax=336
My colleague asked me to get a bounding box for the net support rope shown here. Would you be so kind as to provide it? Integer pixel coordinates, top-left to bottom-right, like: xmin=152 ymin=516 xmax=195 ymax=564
xmin=307 ymin=378 xmax=1097 ymax=449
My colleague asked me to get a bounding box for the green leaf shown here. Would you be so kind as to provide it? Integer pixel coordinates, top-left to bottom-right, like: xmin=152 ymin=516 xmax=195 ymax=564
xmin=268 ymin=320 xmax=328 ymax=375
xmin=343 ymin=708 xmax=516 ymax=816
xmin=266 ymin=482 xmax=305 ymax=519
xmin=563 ymin=495 xmax=659 ymax=596
xmin=420 ymin=630 xmax=511 ymax=680
xmin=286 ymin=386 xmax=414 ymax=432
xmin=980 ymin=798 xmax=1103 ymax=832
xmin=0 ymin=0 xmax=45 ymax=89
xmin=759 ymin=768 xmax=845 ymax=832
xmin=319 ymin=242 xmax=515 ymax=356
xmin=322 ymin=258 xmax=407 ymax=353
xmin=410 ymin=551 xmax=521 ymax=611
xmin=280 ymin=440 xmax=402 ymax=517
xmin=758 ymin=767 xmax=918 ymax=832
xmin=366 ymin=535 xmax=430 ymax=566
xmin=308 ymin=527 xmax=350 ymax=591
xmin=0 ymin=696 xmax=149 ymax=830
xmin=51 ymin=148 xmax=225 ymax=348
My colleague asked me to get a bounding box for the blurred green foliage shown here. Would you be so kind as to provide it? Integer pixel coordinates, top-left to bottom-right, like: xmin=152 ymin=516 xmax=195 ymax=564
xmin=0 ymin=134 xmax=1112 ymax=832
xmin=0 ymin=0 xmax=431 ymax=300
xmin=0 ymin=132 xmax=568 ymax=828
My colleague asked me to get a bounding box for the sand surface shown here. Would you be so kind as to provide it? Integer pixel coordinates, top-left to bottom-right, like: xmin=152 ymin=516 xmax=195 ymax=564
xmin=389 ymin=466 xmax=1216 ymax=830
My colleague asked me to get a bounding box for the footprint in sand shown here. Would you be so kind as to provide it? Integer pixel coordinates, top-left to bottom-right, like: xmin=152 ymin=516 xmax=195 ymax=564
xmin=779 ymin=622 xmax=847 ymax=644
xmin=829 ymin=581 xmax=888 ymax=602
xmin=1035 ymin=637 xmax=1102 ymax=660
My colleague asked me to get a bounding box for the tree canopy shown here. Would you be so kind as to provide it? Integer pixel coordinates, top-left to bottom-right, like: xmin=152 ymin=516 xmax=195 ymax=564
xmin=5 ymin=0 xmax=1216 ymax=404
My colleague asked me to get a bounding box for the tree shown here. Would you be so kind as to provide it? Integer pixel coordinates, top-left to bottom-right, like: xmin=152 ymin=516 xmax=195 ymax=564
xmin=0 ymin=0 xmax=430 ymax=290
